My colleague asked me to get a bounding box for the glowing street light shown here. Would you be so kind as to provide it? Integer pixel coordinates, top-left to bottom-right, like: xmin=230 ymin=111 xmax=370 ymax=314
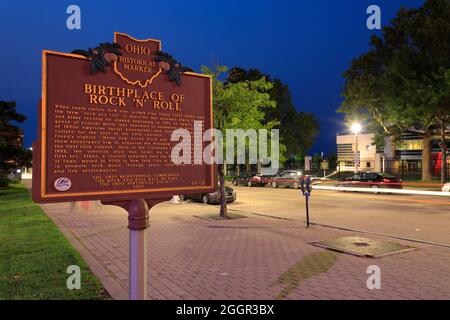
xmin=351 ymin=123 xmax=362 ymax=135
xmin=350 ymin=123 xmax=362 ymax=173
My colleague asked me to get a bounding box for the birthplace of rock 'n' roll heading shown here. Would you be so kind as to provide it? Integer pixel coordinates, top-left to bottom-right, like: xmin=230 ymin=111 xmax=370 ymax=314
xmin=33 ymin=32 xmax=216 ymax=203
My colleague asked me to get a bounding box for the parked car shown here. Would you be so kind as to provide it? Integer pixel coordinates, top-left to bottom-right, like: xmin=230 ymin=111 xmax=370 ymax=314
xmin=336 ymin=172 xmax=402 ymax=192
xmin=443 ymin=183 xmax=450 ymax=193
xmin=232 ymin=172 xmax=271 ymax=187
xmin=232 ymin=172 xmax=256 ymax=186
xmin=180 ymin=185 xmax=236 ymax=204
xmin=270 ymin=170 xmax=303 ymax=189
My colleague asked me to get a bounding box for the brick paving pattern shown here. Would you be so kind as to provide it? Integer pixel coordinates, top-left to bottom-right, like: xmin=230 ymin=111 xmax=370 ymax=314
xmin=39 ymin=196 xmax=450 ymax=300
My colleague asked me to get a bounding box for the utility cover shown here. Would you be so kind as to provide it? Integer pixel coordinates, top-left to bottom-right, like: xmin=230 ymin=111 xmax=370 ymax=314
xmin=311 ymin=236 xmax=417 ymax=258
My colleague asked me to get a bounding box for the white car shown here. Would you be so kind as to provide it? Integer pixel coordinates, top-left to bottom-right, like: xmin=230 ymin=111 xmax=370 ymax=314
xmin=443 ymin=183 xmax=450 ymax=193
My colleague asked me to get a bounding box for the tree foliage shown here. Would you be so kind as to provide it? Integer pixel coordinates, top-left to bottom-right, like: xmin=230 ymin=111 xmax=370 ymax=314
xmin=340 ymin=0 xmax=450 ymax=181
xmin=0 ymin=101 xmax=32 ymax=185
xmin=203 ymin=66 xmax=277 ymax=131
xmin=227 ymin=67 xmax=319 ymax=166
xmin=201 ymin=65 xmax=278 ymax=216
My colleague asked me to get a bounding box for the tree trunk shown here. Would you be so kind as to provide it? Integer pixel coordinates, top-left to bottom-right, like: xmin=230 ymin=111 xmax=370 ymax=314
xmin=223 ymin=162 xmax=228 ymax=176
xmin=422 ymin=127 xmax=432 ymax=181
xmin=218 ymin=164 xmax=227 ymax=217
xmin=383 ymin=136 xmax=396 ymax=173
xmin=439 ymin=117 xmax=448 ymax=184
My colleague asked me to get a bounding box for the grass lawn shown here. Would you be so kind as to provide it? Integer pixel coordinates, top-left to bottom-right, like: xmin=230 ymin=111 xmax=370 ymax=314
xmin=0 ymin=184 xmax=109 ymax=300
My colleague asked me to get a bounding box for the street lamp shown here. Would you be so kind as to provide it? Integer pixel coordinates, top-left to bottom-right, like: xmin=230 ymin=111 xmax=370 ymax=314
xmin=351 ymin=123 xmax=362 ymax=173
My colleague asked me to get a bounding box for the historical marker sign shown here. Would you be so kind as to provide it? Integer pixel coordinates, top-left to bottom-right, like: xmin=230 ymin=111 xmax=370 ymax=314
xmin=320 ymin=161 xmax=329 ymax=170
xmin=114 ymin=33 xmax=162 ymax=87
xmin=33 ymin=32 xmax=216 ymax=203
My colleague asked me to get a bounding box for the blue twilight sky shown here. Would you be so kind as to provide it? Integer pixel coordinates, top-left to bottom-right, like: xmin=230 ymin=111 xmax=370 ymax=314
xmin=0 ymin=0 xmax=424 ymax=154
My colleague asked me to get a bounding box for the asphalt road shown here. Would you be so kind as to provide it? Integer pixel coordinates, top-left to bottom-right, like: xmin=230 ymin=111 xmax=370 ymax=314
xmin=225 ymin=184 xmax=450 ymax=246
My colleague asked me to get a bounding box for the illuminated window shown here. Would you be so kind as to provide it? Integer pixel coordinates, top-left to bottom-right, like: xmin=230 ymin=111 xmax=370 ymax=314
xmin=398 ymin=139 xmax=423 ymax=150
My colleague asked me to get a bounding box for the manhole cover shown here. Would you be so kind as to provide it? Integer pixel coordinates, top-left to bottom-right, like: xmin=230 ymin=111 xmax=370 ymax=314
xmin=310 ymin=236 xmax=417 ymax=258
xmin=353 ymin=242 xmax=370 ymax=247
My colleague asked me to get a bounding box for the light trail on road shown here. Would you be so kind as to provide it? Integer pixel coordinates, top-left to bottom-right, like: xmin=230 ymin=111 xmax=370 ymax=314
xmin=312 ymin=185 xmax=450 ymax=197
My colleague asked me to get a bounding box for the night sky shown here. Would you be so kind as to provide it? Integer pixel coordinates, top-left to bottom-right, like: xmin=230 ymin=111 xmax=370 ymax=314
xmin=0 ymin=0 xmax=424 ymax=154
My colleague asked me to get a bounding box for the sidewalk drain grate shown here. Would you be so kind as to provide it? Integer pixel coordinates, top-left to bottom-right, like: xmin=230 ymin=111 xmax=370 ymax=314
xmin=310 ymin=236 xmax=417 ymax=258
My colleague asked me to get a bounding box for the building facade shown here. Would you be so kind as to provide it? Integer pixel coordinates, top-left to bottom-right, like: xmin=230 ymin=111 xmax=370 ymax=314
xmin=336 ymin=132 xmax=450 ymax=179
xmin=336 ymin=133 xmax=379 ymax=172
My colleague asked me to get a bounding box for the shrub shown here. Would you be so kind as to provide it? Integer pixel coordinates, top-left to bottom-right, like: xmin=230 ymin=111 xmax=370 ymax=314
xmin=0 ymin=176 xmax=10 ymax=188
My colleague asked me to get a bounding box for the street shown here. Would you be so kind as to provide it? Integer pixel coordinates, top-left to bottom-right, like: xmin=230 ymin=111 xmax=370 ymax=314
xmin=229 ymin=185 xmax=450 ymax=246
xmin=37 ymin=183 xmax=450 ymax=300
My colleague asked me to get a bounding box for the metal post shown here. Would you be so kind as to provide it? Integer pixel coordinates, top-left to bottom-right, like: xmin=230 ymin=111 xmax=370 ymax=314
xmin=338 ymin=161 xmax=341 ymax=179
xmin=128 ymin=198 xmax=149 ymax=300
xmin=305 ymin=194 xmax=310 ymax=228
xmin=354 ymin=133 xmax=359 ymax=173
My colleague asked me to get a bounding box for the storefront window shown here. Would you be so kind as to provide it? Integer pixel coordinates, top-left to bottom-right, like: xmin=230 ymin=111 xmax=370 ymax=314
xmin=398 ymin=139 xmax=423 ymax=150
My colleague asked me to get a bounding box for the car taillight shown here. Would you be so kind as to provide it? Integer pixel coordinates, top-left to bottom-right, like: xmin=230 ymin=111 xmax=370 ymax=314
xmin=384 ymin=179 xmax=400 ymax=183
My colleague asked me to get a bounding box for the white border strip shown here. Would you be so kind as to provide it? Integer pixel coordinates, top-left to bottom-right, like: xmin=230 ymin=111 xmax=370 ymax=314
xmin=313 ymin=185 xmax=450 ymax=197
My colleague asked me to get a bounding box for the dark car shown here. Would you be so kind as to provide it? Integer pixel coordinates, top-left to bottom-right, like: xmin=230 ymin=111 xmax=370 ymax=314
xmin=336 ymin=172 xmax=402 ymax=192
xmin=232 ymin=172 xmax=270 ymax=187
xmin=270 ymin=170 xmax=303 ymax=189
xmin=232 ymin=172 xmax=256 ymax=186
xmin=180 ymin=185 xmax=236 ymax=204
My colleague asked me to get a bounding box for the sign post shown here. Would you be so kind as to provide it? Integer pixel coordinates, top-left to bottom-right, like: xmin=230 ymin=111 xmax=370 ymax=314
xmin=127 ymin=199 xmax=149 ymax=300
xmin=33 ymin=32 xmax=216 ymax=300
xmin=129 ymin=218 xmax=147 ymax=300
xmin=320 ymin=160 xmax=329 ymax=178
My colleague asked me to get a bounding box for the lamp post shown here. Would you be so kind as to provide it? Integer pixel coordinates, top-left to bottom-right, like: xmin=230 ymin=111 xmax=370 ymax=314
xmin=351 ymin=123 xmax=362 ymax=173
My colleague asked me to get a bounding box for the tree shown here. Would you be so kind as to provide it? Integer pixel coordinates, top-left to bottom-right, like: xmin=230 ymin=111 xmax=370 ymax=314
xmin=0 ymin=101 xmax=32 ymax=187
xmin=201 ymin=66 xmax=277 ymax=217
xmin=340 ymin=0 xmax=450 ymax=182
xmin=422 ymin=68 xmax=450 ymax=183
xmin=327 ymin=151 xmax=338 ymax=171
xmin=228 ymin=68 xmax=319 ymax=167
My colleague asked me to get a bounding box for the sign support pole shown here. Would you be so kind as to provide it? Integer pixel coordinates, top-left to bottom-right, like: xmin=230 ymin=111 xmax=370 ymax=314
xmin=128 ymin=198 xmax=149 ymax=300
xmin=102 ymin=198 xmax=169 ymax=300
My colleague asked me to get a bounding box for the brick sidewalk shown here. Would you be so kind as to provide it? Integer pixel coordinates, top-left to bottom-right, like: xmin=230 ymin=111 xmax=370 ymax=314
xmin=38 ymin=199 xmax=450 ymax=300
